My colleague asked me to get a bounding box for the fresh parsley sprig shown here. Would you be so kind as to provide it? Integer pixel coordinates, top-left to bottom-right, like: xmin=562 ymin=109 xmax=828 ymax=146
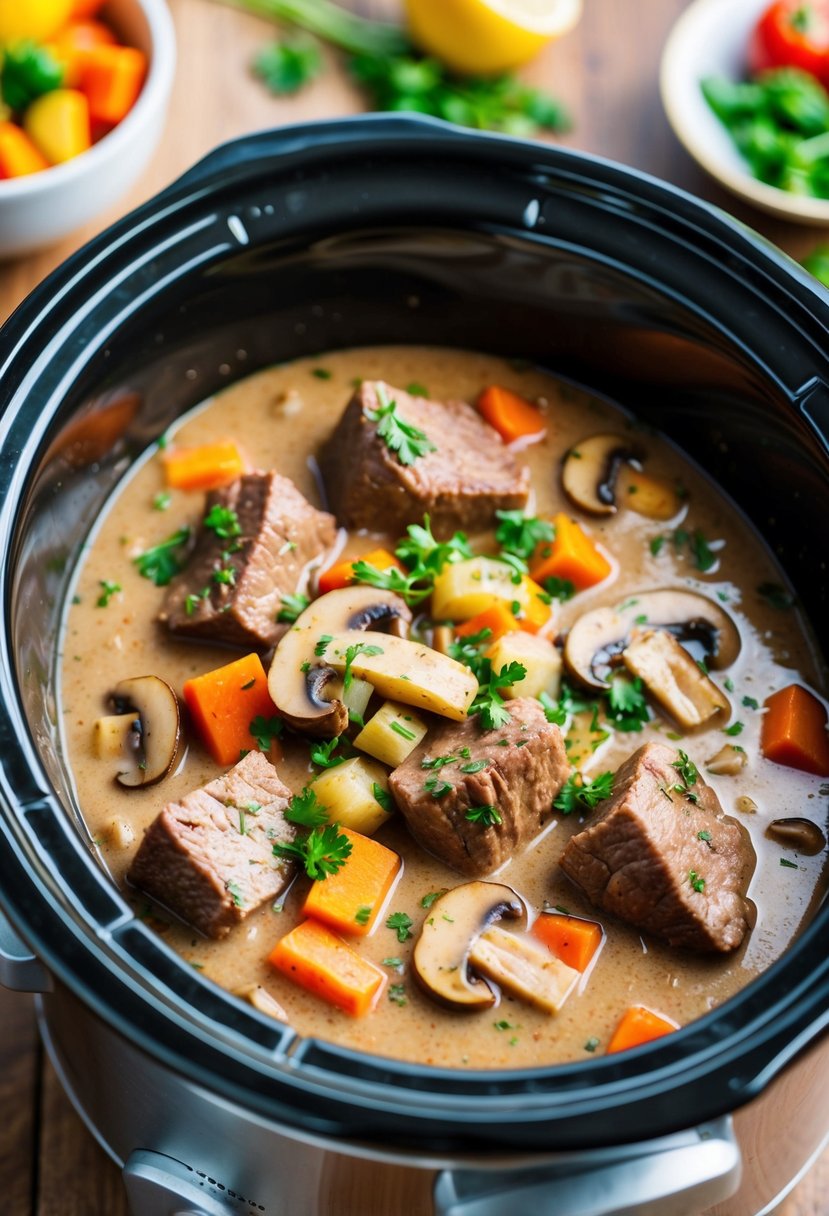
xmin=606 ymin=675 xmax=650 ymax=732
xmin=470 ymin=659 xmax=526 ymax=730
xmin=366 ymin=385 xmax=436 ymax=466
xmin=285 ymin=786 xmax=329 ymax=828
xmin=277 ymin=592 xmax=310 ymax=623
xmin=133 ymin=526 xmax=191 ymax=586
xmin=495 ymin=510 xmax=554 ymax=564
xmin=204 ymin=504 xmax=241 ymax=539
xmin=350 ymin=560 xmax=433 ymax=606
xmin=274 ymin=822 xmax=352 ymax=879
xmin=310 ymin=736 xmax=348 ymax=770
xmin=554 ymin=771 xmax=614 ymax=814
xmin=394 ymin=515 xmax=472 ymax=578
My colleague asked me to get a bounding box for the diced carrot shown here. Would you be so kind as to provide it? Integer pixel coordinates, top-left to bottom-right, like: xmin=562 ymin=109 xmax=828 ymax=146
xmin=607 ymin=1006 xmax=678 ymax=1054
xmin=183 ymin=653 xmax=279 ymax=766
xmin=518 ymin=575 xmax=553 ymax=634
xmin=302 ymin=828 xmax=401 ymax=937
xmin=50 ymin=20 xmax=117 ymax=87
xmin=80 ymin=44 xmax=147 ymax=126
xmin=530 ymin=513 xmax=612 ymax=592
xmin=71 ymin=0 xmax=108 ymax=16
xmin=478 ymin=385 xmax=546 ymax=444
xmin=532 ymin=913 xmax=603 ymax=973
xmin=0 ymin=122 xmax=50 ymax=178
xmin=455 ymin=602 xmax=521 ymax=643
xmin=317 ymin=548 xmax=403 ymax=595
xmin=268 ymin=919 xmax=386 ymax=1017
xmin=761 ymin=684 xmax=829 ymax=777
xmin=163 ymin=440 xmax=246 ymax=491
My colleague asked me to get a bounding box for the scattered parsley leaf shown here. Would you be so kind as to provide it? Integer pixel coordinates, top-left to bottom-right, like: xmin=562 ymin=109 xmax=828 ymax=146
xmin=606 ymin=674 xmax=649 ymax=732
xmin=388 ymin=982 xmax=407 ymax=1006
xmin=554 ymin=771 xmax=614 ymax=813
xmin=494 ymin=509 xmax=554 ymax=563
xmin=780 ymin=857 xmax=799 ymax=869
xmin=420 ymin=890 xmax=445 ymax=909
xmin=96 ymin=579 xmax=121 ymax=607
xmin=470 ymin=659 xmax=526 ymax=730
xmin=225 ymin=880 xmax=245 ymax=908
xmin=315 ymin=634 xmax=333 ymax=657
xmin=425 ymin=776 xmax=453 ymax=798
xmin=310 ymin=736 xmax=347 ymax=769
xmin=342 ymin=641 xmax=383 ymax=690
xmin=406 ymin=382 xmax=429 ymax=397
xmin=650 ymin=535 xmax=665 ymax=557
xmin=448 ymin=628 xmax=493 ymax=680
xmin=253 ymin=32 xmax=322 ymax=95
xmin=153 ymin=491 xmax=172 ymax=511
xmin=365 ymin=384 xmax=436 ymax=466
xmin=584 ymin=1036 xmax=600 ymax=1052
xmin=277 ymin=592 xmax=310 ymax=623
xmin=204 ymin=504 xmax=241 ymax=539
xmin=672 ymin=749 xmax=699 ymax=789
xmin=757 ymin=582 xmax=794 ymax=610
xmin=250 ymin=714 xmax=284 ymax=751
xmin=372 ymin=783 xmax=394 ymax=812
xmin=723 ymin=721 xmax=744 ymax=736
xmin=742 ymin=696 xmax=759 ymax=710
xmin=465 ymin=804 xmax=502 ymax=826
xmin=394 ymin=514 xmax=472 ymax=579
xmin=382 ymin=957 xmax=404 ymax=969
xmin=688 ymin=870 xmax=706 ymax=893
xmin=355 ymin=905 xmax=372 ymax=925
xmin=133 ymin=526 xmax=190 ymax=586
xmin=350 ymin=559 xmax=432 ymax=606
xmin=284 ymin=786 xmax=329 ymax=828
xmin=311 ymin=366 xmax=332 ymax=379
xmin=386 ymin=911 xmax=413 ymax=942
xmin=542 ymin=575 xmax=575 ymax=602
xmin=274 ymin=823 xmax=352 ymax=880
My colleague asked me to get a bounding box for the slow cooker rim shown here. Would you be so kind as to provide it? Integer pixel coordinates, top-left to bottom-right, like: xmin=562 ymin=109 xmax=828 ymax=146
xmin=0 ymin=114 xmax=827 ymax=1152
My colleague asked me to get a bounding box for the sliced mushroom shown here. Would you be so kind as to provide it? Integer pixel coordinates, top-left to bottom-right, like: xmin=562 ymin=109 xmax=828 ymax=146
xmin=564 ymin=589 xmax=741 ymax=690
xmin=413 ymin=882 xmax=527 ymax=1010
xmin=705 ymin=744 xmax=748 ymax=776
xmin=766 ymin=818 xmax=826 ymax=856
xmin=267 ymin=586 xmax=412 ymax=737
xmin=622 ymin=630 xmax=729 ymax=729
xmin=107 ymin=675 xmax=182 ymax=788
xmin=562 ymin=433 xmax=683 ymax=520
xmin=735 ymin=795 xmax=758 ymax=815
xmin=468 ymin=924 xmax=579 ymax=1014
xmin=234 ymin=983 xmax=289 ymax=1022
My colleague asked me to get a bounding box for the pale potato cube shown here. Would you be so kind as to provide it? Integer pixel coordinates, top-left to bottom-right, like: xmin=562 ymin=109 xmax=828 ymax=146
xmin=486 ymin=633 xmax=562 ymax=701
xmin=101 ymin=818 xmax=135 ymax=849
xmin=354 ymin=700 xmax=429 ymax=767
xmin=92 ymin=712 xmax=139 ymax=760
xmin=312 ymin=755 xmax=395 ymax=835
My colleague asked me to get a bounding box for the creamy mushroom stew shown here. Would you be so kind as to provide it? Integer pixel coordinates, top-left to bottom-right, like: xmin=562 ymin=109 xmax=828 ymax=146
xmin=59 ymin=346 xmax=829 ymax=1069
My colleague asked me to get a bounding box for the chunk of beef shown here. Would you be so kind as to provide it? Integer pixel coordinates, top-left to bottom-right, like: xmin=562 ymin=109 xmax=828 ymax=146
xmin=319 ymin=381 xmax=530 ymax=538
xmin=559 ymin=742 xmax=755 ymax=953
xmin=389 ymin=698 xmax=569 ymax=877
xmin=127 ymin=751 xmax=297 ymax=939
xmin=159 ymin=471 xmax=336 ymax=648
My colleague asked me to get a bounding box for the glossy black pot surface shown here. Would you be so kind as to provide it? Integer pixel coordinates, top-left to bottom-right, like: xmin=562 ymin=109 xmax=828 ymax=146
xmin=0 ymin=116 xmax=827 ymax=1154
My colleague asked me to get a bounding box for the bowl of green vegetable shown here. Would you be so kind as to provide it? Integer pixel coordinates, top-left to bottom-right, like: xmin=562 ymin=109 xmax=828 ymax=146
xmin=660 ymin=0 xmax=829 ymax=224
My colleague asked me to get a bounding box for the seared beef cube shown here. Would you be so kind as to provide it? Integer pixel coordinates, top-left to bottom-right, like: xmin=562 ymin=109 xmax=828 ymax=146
xmin=559 ymin=742 xmax=755 ymax=953
xmin=127 ymin=751 xmax=297 ymax=938
xmin=389 ymin=698 xmax=569 ymax=877
xmin=160 ymin=471 xmax=336 ymax=648
xmin=319 ymin=381 xmax=530 ymax=538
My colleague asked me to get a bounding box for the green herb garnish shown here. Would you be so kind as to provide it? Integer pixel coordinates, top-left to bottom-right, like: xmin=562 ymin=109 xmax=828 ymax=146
xmin=554 ymin=771 xmax=614 ymax=814
xmin=386 ymin=911 xmax=414 ymax=942
xmin=274 ymin=823 xmax=352 ymax=879
xmin=366 ymin=384 xmax=436 ymax=466
xmin=277 ymin=592 xmax=310 ymax=623
xmin=133 ymin=526 xmax=191 ymax=586
xmin=465 ymin=804 xmax=502 ymax=826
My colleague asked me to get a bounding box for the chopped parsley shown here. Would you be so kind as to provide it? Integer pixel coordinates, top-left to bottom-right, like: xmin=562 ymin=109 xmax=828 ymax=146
xmin=204 ymin=504 xmax=241 ymax=539
xmin=406 ymin=382 xmax=429 ymax=397
xmin=672 ymin=749 xmax=699 ymax=789
xmin=606 ymin=674 xmax=649 ymax=732
xmin=697 ymin=829 xmax=712 ymax=843
xmin=460 ymin=759 xmax=489 ymax=774
xmin=390 ymin=719 xmax=416 ymax=741
xmin=153 ymin=491 xmax=172 ymax=511
xmin=470 ymin=659 xmax=526 ymax=730
xmin=493 ymin=1019 xmax=515 ymax=1031
xmin=723 ymin=721 xmax=744 ymax=737
xmin=342 ymin=641 xmax=384 ymax=690
xmin=250 ymin=714 xmax=284 ymax=751
xmin=96 ymin=579 xmax=121 ymax=607
xmin=277 ymin=593 xmax=310 ymax=623
xmin=355 ymin=905 xmax=372 ymax=926
xmin=780 ymin=857 xmax=799 ymax=869
xmin=382 ymin=957 xmax=404 ymax=970
xmin=690 ymin=530 xmax=717 ymax=572
xmin=185 ymin=586 xmax=210 ymax=615
xmin=494 ymin=509 xmax=555 ymax=564
xmin=284 ymin=786 xmax=329 ymax=828
xmin=310 ymin=736 xmax=347 ymax=769
xmin=448 ymin=627 xmax=493 ymax=680
xmin=757 ymin=582 xmax=794 ymax=610
xmin=315 ymin=634 xmax=333 ymax=657
xmin=273 ymin=823 xmax=352 ymax=880
xmin=584 ymin=1036 xmax=600 ymax=1053
xmin=365 ymin=384 xmax=436 ymax=466
xmin=420 ymin=890 xmax=445 ymax=909
xmin=554 ymin=771 xmax=614 ymax=814
xmin=688 ymin=870 xmax=706 ymax=893
xmin=388 ymin=983 xmax=407 ymax=1006
xmin=350 ymin=559 xmax=432 ymax=606
xmin=133 ymin=526 xmax=190 ymax=586
xmin=386 ymin=911 xmax=414 ymax=942
xmin=742 ymin=696 xmax=759 ymax=710
xmin=311 ymin=366 xmax=332 ymax=379
xmin=421 ymin=753 xmax=461 ymax=770
xmin=465 ymin=804 xmax=502 ymax=826
xmin=424 ymin=777 xmax=453 ymax=798
xmin=650 ymin=535 xmax=665 ymax=557
xmin=394 ymin=514 xmax=472 ymax=581
xmin=372 ymin=782 xmax=394 ymax=812
xmin=542 ymin=575 xmax=575 ymax=602
xmin=226 ymin=881 xmax=245 ymax=908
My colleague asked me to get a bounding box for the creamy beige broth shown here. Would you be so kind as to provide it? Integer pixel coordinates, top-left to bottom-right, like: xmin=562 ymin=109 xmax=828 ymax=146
xmin=59 ymin=346 xmax=828 ymax=1069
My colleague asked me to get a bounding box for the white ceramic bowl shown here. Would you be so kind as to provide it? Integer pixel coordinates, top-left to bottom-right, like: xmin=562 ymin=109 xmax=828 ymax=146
xmin=660 ymin=0 xmax=829 ymax=225
xmin=0 ymin=0 xmax=176 ymax=258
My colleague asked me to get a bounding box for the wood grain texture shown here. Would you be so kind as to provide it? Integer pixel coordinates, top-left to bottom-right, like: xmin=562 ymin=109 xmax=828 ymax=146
xmin=0 ymin=1 xmax=826 ymax=1213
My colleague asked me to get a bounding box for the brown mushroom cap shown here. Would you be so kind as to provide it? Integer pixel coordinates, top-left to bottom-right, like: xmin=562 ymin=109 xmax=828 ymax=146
xmin=109 ymin=675 xmax=182 ymax=788
xmin=266 ymin=586 xmax=412 ymax=737
xmin=766 ymin=818 xmax=826 ymax=856
xmin=564 ymin=588 xmax=741 ymax=690
xmin=561 ymin=433 xmax=642 ymax=516
xmin=413 ymin=881 xmax=528 ymax=1010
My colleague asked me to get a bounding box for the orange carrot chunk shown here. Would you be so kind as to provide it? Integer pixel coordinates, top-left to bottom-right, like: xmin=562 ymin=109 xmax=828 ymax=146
xmin=302 ymin=828 xmax=401 ymax=937
xmin=183 ymin=653 xmax=279 ymax=766
xmin=607 ymin=1005 xmax=678 ymax=1054
xmin=454 ymin=602 xmax=521 ymax=643
xmin=478 ymin=385 xmax=546 ymax=444
xmin=0 ymin=122 xmax=49 ymax=178
xmin=530 ymin=512 xmax=612 ymax=592
xmin=163 ymin=439 xmax=246 ymax=491
xmin=761 ymin=684 xmax=829 ymax=777
xmin=50 ymin=19 xmax=116 ymax=87
xmin=317 ymin=548 xmax=403 ymax=595
xmin=80 ymin=44 xmax=147 ymax=126
xmin=268 ymin=919 xmax=386 ymax=1017
xmin=532 ymin=913 xmax=603 ymax=973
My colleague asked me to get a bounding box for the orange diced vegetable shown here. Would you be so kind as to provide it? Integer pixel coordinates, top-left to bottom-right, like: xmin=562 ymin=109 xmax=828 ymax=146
xmin=455 ymin=602 xmax=521 ymax=643
xmin=51 ymin=19 xmax=117 ymax=87
xmin=518 ymin=575 xmax=552 ymax=634
xmin=268 ymin=919 xmax=386 ymax=1016
xmin=317 ymin=548 xmax=403 ymax=595
xmin=478 ymin=385 xmax=546 ymax=444
xmin=0 ymin=122 xmax=50 ymax=178
xmin=530 ymin=513 xmax=612 ymax=592
xmin=80 ymin=44 xmax=147 ymax=126
xmin=761 ymin=684 xmax=829 ymax=777
xmin=607 ymin=1006 xmax=678 ymax=1054
xmin=24 ymin=89 xmax=91 ymax=165
xmin=71 ymin=0 xmax=108 ymax=16
xmin=532 ymin=913 xmax=603 ymax=973
xmin=163 ymin=439 xmax=246 ymax=491
xmin=183 ymin=653 xmax=279 ymax=766
xmin=302 ymin=828 xmax=401 ymax=937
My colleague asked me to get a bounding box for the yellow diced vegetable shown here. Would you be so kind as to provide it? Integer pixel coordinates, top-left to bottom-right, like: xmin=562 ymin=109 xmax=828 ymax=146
xmin=24 ymin=88 xmax=91 ymax=164
xmin=431 ymin=556 xmax=551 ymax=632
xmin=486 ymin=633 xmax=562 ymax=701
xmin=93 ymin=712 xmax=140 ymax=759
xmin=354 ymin=700 xmax=429 ymax=767
xmin=312 ymin=756 xmax=394 ymax=836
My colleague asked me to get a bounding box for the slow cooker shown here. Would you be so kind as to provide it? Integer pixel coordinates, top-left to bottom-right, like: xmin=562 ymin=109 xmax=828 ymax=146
xmin=0 ymin=116 xmax=827 ymax=1216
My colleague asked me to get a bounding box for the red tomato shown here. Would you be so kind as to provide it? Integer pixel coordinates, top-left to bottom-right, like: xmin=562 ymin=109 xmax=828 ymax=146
xmin=748 ymin=1 xmax=829 ymax=84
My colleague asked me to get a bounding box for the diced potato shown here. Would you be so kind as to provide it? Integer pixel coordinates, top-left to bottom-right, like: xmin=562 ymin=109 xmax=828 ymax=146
xmin=486 ymin=633 xmax=562 ymax=701
xmin=101 ymin=817 xmax=135 ymax=849
xmin=469 ymin=924 xmax=580 ymax=1014
xmin=431 ymin=557 xmax=551 ymax=632
xmin=323 ymin=630 xmax=477 ymax=721
xmin=93 ymin=712 xmax=140 ymax=759
xmin=354 ymin=701 xmax=429 ymax=767
xmin=312 ymin=756 xmax=394 ymax=835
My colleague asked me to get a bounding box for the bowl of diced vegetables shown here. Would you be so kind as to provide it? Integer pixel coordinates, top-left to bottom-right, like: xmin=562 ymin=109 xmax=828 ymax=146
xmin=0 ymin=0 xmax=175 ymax=256
xmin=661 ymin=0 xmax=829 ymax=223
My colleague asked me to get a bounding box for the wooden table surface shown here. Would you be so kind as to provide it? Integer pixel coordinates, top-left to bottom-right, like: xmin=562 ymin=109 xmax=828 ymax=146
xmin=0 ymin=1 xmax=826 ymax=1213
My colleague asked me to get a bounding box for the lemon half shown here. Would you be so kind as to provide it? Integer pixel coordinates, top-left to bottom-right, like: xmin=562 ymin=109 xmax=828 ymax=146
xmin=405 ymin=0 xmax=583 ymax=77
